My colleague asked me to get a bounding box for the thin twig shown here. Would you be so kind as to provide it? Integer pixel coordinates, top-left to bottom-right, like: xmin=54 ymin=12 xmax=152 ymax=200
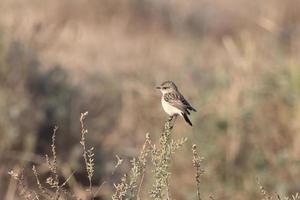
xmin=137 ymin=172 xmax=145 ymax=200
xmin=80 ymin=111 xmax=94 ymax=199
xmin=192 ymin=144 xmax=204 ymax=200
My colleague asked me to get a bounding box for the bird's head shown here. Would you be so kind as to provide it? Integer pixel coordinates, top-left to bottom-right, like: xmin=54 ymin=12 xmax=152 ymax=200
xmin=156 ymin=81 xmax=178 ymax=94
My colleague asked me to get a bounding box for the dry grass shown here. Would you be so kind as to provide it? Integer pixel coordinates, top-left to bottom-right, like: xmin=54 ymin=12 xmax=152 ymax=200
xmin=1 ymin=0 xmax=300 ymax=199
xmin=80 ymin=112 xmax=95 ymax=198
xmin=8 ymin=113 xmax=300 ymax=200
xmin=8 ymin=113 xmax=188 ymax=200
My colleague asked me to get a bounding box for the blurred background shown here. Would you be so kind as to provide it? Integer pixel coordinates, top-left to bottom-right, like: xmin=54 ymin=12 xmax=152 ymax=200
xmin=1 ymin=0 xmax=300 ymax=199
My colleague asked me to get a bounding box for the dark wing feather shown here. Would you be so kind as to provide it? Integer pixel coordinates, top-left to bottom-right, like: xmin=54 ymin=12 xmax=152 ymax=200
xmin=180 ymin=95 xmax=197 ymax=112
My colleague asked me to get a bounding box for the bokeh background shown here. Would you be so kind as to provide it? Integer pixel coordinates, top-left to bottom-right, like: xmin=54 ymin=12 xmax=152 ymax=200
xmin=1 ymin=0 xmax=300 ymax=199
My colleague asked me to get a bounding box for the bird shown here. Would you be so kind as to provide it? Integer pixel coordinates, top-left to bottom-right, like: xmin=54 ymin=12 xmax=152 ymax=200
xmin=156 ymin=81 xmax=196 ymax=126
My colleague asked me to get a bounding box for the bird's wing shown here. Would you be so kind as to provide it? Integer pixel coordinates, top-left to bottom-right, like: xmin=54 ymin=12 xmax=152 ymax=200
xmin=180 ymin=94 xmax=197 ymax=112
xmin=164 ymin=92 xmax=194 ymax=113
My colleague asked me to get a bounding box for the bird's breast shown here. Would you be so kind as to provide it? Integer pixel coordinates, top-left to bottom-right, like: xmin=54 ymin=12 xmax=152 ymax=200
xmin=161 ymin=97 xmax=182 ymax=116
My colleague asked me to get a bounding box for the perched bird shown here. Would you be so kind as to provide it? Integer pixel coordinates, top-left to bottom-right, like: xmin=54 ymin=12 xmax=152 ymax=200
xmin=156 ymin=81 xmax=196 ymax=126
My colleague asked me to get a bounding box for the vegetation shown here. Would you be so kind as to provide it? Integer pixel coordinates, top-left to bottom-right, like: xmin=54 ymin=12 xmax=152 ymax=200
xmin=1 ymin=0 xmax=300 ymax=199
xmin=8 ymin=113 xmax=300 ymax=200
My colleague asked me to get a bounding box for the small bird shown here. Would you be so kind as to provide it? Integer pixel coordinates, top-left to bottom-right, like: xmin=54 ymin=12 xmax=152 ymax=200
xmin=156 ymin=81 xmax=196 ymax=126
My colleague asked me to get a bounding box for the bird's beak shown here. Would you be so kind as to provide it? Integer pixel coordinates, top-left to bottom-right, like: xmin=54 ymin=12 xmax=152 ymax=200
xmin=156 ymin=86 xmax=161 ymax=89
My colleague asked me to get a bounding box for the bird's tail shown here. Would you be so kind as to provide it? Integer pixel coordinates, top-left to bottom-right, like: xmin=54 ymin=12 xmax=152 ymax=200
xmin=182 ymin=113 xmax=192 ymax=126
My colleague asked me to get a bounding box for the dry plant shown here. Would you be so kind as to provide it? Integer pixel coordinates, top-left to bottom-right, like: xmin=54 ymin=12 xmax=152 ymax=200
xmin=9 ymin=126 xmax=76 ymax=200
xmin=9 ymin=112 xmax=300 ymax=200
xmin=80 ymin=111 xmax=95 ymax=199
xmin=112 ymin=133 xmax=151 ymax=200
xmin=149 ymin=118 xmax=187 ymax=200
xmin=8 ymin=168 xmax=39 ymax=200
xmin=32 ymin=126 xmax=76 ymax=200
xmin=257 ymin=178 xmax=274 ymax=200
xmin=257 ymin=179 xmax=300 ymax=200
xmin=286 ymin=194 xmax=300 ymax=200
xmin=112 ymin=117 xmax=188 ymax=200
xmin=192 ymin=144 xmax=205 ymax=200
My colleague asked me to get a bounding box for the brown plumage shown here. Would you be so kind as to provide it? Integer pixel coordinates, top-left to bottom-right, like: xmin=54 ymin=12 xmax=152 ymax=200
xmin=156 ymin=81 xmax=196 ymax=126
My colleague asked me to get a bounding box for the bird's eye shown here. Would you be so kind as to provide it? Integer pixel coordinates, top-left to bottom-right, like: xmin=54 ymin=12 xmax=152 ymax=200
xmin=162 ymin=87 xmax=167 ymax=89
